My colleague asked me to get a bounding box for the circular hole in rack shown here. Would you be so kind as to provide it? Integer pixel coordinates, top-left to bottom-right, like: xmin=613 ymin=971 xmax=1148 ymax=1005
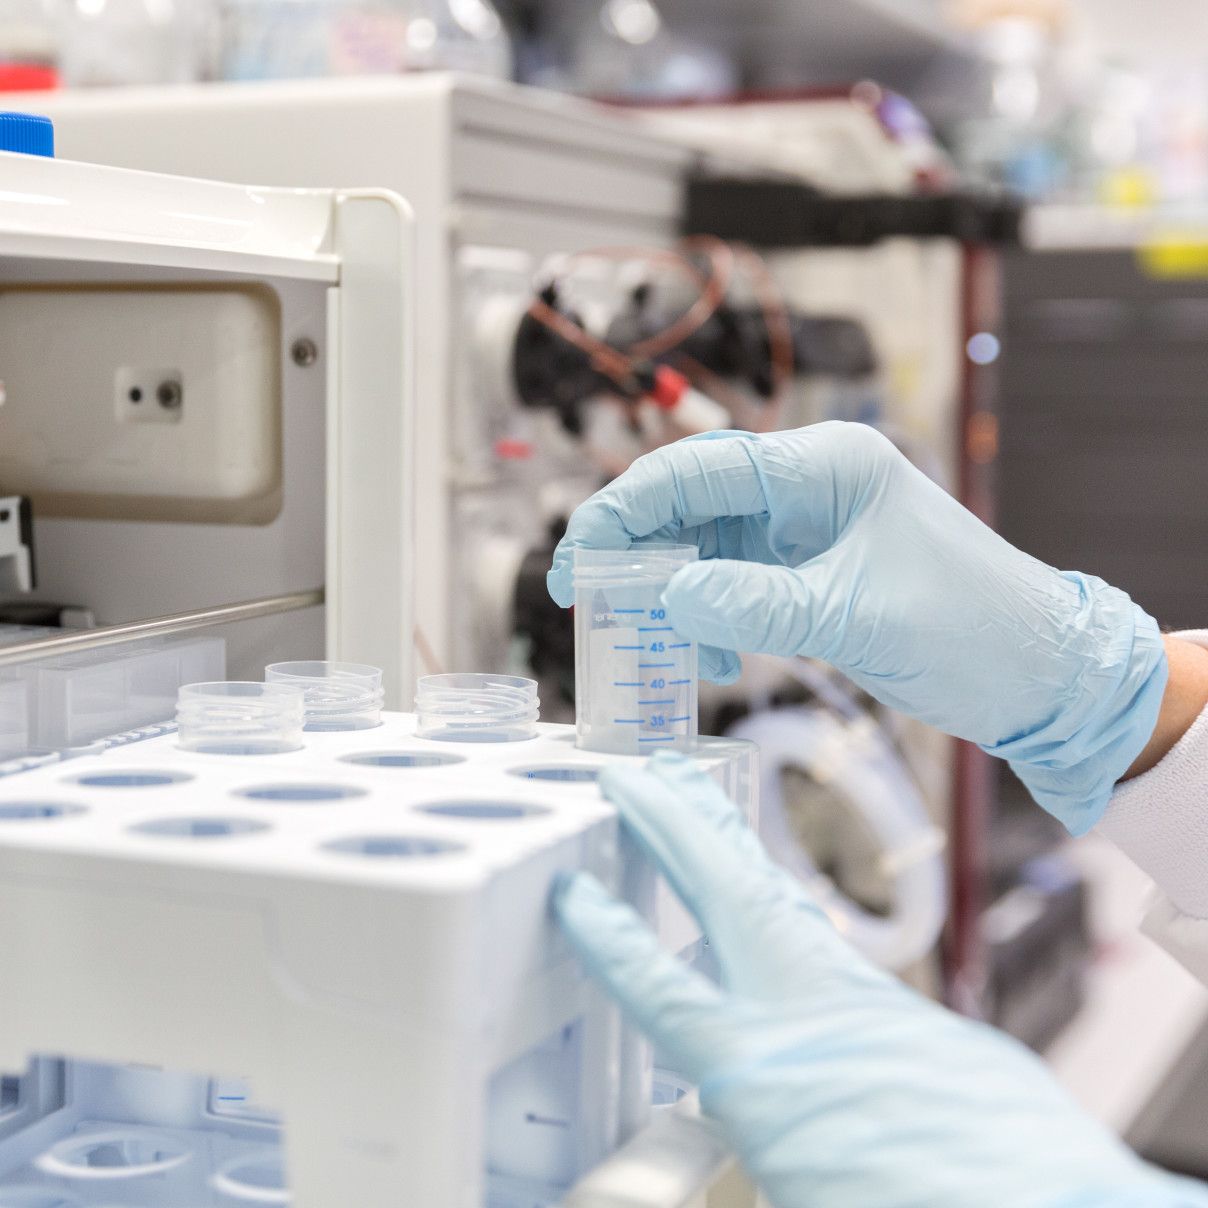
xmin=323 ymin=835 xmax=464 ymax=859
xmin=212 ymin=1151 xmax=289 ymax=1204
xmin=419 ymin=800 xmax=548 ymax=821
xmin=0 ymin=802 xmax=85 ymax=822
xmin=236 ymin=783 xmax=367 ymax=803
xmin=507 ymin=766 xmax=601 ymax=784
xmin=37 ymin=1129 xmax=191 ymax=1180
xmin=72 ymin=770 xmax=191 ymax=789
xmin=339 ymin=751 xmax=465 ymax=769
xmin=131 ymin=817 xmax=269 ymax=840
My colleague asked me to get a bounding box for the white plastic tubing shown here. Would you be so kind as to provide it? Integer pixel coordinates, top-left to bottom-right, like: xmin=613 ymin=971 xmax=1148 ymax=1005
xmin=729 ymin=697 xmax=948 ymax=971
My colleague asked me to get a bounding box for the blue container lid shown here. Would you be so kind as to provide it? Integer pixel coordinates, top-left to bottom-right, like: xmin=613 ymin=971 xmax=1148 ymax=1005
xmin=0 ymin=112 xmax=54 ymax=158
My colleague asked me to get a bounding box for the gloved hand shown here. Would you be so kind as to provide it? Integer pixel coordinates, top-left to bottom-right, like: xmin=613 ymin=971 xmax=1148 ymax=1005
xmin=547 ymin=423 xmax=1166 ymax=833
xmin=556 ymin=751 xmax=1208 ymax=1208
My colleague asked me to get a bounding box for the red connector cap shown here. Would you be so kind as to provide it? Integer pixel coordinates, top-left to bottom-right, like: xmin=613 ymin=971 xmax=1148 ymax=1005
xmin=649 ymin=365 xmax=689 ymax=411
xmin=0 ymin=64 xmax=59 ymax=92
xmin=493 ymin=437 xmax=535 ymax=461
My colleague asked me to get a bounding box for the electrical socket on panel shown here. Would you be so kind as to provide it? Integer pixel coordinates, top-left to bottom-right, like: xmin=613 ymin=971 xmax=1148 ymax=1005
xmin=115 ymin=367 xmax=184 ymax=425
xmin=0 ymin=286 xmax=282 ymax=523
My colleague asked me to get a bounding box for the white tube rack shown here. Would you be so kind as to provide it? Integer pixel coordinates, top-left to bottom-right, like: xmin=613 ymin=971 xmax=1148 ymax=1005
xmin=0 ymin=714 xmax=755 ymax=1207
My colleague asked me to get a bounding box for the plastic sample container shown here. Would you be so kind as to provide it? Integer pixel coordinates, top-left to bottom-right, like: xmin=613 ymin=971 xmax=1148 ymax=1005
xmin=32 ymin=637 xmax=225 ymax=751
xmin=176 ymin=682 xmax=304 ymax=755
xmin=0 ymin=679 xmax=30 ymax=760
xmin=572 ymin=545 xmax=698 ymax=755
xmin=265 ymin=660 xmax=383 ymax=731
xmin=0 ymin=626 xmax=50 ymax=760
xmin=414 ymin=673 xmax=538 ymax=743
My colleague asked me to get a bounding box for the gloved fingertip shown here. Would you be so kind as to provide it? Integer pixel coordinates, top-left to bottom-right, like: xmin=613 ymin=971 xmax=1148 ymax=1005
xmin=647 ymin=749 xmax=691 ymax=769
xmin=667 ymin=559 xmax=816 ymax=659
xmin=678 ymin=427 xmax=750 ymax=445
xmin=598 ymin=762 xmax=648 ymax=803
xmin=665 ymin=559 xmax=717 ymax=599
xmin=700 ymin=644 xmax=742 ymax=685
xmin=647 ymin=749 xmax=710 ymax=782
xmin=662 ymin=562 xmax=737 ymax=643
xmin=551 ymin=869 xmax=607 ymax=917
xmin=646 ymin=754 xmax=740 ymax=822
xmin=545 ymin=562 xmax=574 ymax=609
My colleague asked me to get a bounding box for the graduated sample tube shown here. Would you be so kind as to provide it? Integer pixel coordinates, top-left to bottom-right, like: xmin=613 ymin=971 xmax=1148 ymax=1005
xmin=573 ymin=545 xmax=698 ymax=755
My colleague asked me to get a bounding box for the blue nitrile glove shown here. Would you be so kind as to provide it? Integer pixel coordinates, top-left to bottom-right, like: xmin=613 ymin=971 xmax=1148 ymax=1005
xmin=547 ymin=423 xmax=1166 ymax=833
xmin=555 ymin=751 xmax=1208 ymax=1208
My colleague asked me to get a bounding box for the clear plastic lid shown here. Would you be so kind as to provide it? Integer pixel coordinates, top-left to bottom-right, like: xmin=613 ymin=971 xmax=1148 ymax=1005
xmin=177 ymin=681 xmax=305 ymax=756
xmin=264 ymin=661 xmax=383 ymax=731
xmin=415 ymin=673 xmax=538 ymax=743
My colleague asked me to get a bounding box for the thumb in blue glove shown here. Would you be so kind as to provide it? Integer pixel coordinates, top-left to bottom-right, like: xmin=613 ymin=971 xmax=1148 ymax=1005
xmin=555 ymin=750 xmax=1208 ymax=1208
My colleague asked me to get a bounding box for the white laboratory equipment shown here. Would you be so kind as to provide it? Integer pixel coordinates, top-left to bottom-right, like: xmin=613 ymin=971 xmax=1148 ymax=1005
xmin=0 ymin=110 xmax=413 ymax=697
xmin=0 ymin=131 xmax=760 ymax=1206
xmin=22 ymin=75 xmax=728 ymax=688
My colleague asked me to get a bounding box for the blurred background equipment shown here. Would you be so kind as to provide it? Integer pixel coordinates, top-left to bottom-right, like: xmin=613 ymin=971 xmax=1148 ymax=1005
xmin=55 ymin=0 xmax=220 ymax=87
xmin=0 ymin=0 xmax=58 ymax=90
xmin=221 ymin=0 xmax=512 ymax=81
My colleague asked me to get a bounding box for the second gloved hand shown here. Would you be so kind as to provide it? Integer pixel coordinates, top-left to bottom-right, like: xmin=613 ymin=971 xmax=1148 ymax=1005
xmin=556 ymin=752 xmax=1208 ymax=1208
xmin=547 ymin=423 xmax=1167 ymax=832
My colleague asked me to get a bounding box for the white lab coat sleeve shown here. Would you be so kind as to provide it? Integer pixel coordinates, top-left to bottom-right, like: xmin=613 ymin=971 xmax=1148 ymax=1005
xmin=1096 ymin=629 xmax=1208 ymax=982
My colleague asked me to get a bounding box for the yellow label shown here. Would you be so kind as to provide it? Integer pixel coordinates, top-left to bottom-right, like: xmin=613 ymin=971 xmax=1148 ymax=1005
xmin=1139 ymin=232 xmax=1208 ymax=279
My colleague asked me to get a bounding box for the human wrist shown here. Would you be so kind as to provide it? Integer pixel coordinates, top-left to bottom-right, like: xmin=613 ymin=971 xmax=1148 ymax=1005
xmin=993 ymin=581 xmax=1168 ymax=834
xmin=1122 ymin=635 xmax=1208 ymax=781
